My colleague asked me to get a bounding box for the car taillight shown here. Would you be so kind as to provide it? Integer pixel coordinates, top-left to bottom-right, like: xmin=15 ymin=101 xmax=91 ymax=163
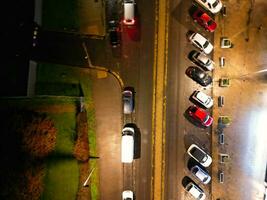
xmin=123 ymin=19 xmax=135 ymax=25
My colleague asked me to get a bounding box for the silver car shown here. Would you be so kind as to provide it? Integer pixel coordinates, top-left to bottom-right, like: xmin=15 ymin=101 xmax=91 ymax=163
xmin=185 ymin=182 xmax=206 ymax=200
xmin=191 ymin=165 xmax=211 ymax=184
xmin=122 ymin=88 xmax=134 ymax=114
xmin=189 ymin=50 xmax=214 ymax=71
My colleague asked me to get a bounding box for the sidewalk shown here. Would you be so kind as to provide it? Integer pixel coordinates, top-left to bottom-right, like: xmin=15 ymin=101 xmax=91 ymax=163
xmin=212 ymin=0 xmax=267 ymax=199
xmin=91 ymin=70 xmax=123 ymax=200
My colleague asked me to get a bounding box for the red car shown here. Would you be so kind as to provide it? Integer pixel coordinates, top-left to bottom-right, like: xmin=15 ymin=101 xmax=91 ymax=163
xmin=192 ymin=7 xmax=217 ymax=32
xmin=187 ymin=105 xmax=213 ymax=127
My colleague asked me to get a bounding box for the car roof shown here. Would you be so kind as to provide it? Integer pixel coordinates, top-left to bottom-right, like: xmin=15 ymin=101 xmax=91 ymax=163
xmin=196 ymin=91 xmax=209 ymax=101
xmin=197 ymin=53 xmax=209 ymax=63
xmin=190 ymin=146 xmax=206 ymax=161
xmin=195 ymin=108 xmax=207 ymax=120
xmin=188 ymin=183 xmax=202 ymax=197
xmin=193 ymin=166 xmax=207 ymax=181
xmin=193 ymin=33 xmax=206 ymax=45
xmin=124 ymin=3 xmax=135 ymax=20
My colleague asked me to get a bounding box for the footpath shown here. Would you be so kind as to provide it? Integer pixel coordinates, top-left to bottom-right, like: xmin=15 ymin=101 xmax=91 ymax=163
xmin=212 ymin=0 xmax=267 ymax=199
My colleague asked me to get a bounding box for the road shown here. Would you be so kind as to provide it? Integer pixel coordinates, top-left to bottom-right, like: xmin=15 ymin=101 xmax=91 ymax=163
xmin=92 ymin=0 xmax=155 ymax=199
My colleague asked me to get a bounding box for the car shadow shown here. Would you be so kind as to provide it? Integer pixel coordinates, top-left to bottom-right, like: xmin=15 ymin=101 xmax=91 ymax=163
xmin=181 ymin=176 xmax=195 ymax=188
xmin=187 ymin=157 xmax=200 ymax=170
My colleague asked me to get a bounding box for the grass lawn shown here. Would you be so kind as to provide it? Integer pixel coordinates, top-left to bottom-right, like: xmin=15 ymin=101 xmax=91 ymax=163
xmin=35 ymin=64 xmax=99 ymax=200
xmin=0 ymin=64 xmax=99 ymax=200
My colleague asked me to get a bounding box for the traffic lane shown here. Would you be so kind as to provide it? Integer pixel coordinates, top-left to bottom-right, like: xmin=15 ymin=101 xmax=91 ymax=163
xmin=132 ymin=1 xmax=155 ymax=198
xmin=120 ymin=3 xmax=154 ymax=199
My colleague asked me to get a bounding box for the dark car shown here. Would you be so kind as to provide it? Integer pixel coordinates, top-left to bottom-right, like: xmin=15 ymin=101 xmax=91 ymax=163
xmin=122 ymin=87 xmax=135 ymax=114
xmin=109 ymin=20 xmax=121 ymax=47
xmin=191 ymin=6 xmax=217 ymax=32
xmin=185 ymin=66 xmax=212 ymax=86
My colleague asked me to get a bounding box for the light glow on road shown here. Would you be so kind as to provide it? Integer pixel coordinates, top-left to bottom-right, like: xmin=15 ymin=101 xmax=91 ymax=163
xmin=247 ymin=109 xmax=267 ymax=177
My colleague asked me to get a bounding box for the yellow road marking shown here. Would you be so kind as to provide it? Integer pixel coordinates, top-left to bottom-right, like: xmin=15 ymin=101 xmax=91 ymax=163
xmin=151 ymin=0 xmax=169 ymax=199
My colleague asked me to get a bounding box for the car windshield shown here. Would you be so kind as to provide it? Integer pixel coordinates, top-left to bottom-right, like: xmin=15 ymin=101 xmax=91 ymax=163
xmin=205 ymin=98 xmax=211 ymax=104
xmin=122 ymin=130 xmax=133 ymax=136
xmin=207 ymin=20 xmax=213 ymax=26
xmin=203 ymin=41 xmax=209 ymax=48
xmin=212 ymin=0 xmax=219 ymax=7
xmin=194 ymin=41 xmax=202 ymax=48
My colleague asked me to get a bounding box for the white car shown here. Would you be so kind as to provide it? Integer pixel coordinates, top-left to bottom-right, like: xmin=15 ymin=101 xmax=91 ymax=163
xmin=194 ymin=0 xmax=223 ymax=14
xmin=123 ymin=0 xmax=135 ymax=25
xmin=190 ymin=165 xmax=211 ymax=184
xmin=121 ymin=125 xmax=135 ymax=163
xmin=122 ymin=190 xmax=134 ymax=200
xmin=185 ymin=182 xmax=206 ymax=200
xmin=188 ymin=32 xmax=213 ymax=54
xmin=189 ymin=50 xmax=214 ymax=71
xmin=191 ymin=90 xmax=213 ymax=109
xmin=187 ymin=144 xmax=212 ymax=167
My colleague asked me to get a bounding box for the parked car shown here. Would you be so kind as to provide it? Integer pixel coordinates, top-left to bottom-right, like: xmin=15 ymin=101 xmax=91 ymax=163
xmin=187 ymin=144 xmax=212 ymax=167
xmin=187 ymin=31 xmax=213 ymax=54
xmin=122 ymin=190 xmax=134 ymax=200
xmin=109 ymin=20 xmax=121 ymax=47
xmin=189 ymin=50 xmax=214 ymax=71
xmin=122 ymin=88 xmax=134 ymax=114
xmin=194 ymin=0 xmax=223 ymax=14
xmin=185 ymin=181 xmax=206 ymax=200
xmin=123 ymin=0 xmax=135 ymax=25
xmin=121 ymin=124 xmax=135 ymax=163
xmin=190 ymin=165 xmax=211 ymax=184
xmin=186 ymin=105 xmax=213 ymax=127
xmin=185 ymin=66 xmax=212 ymax=87
xmin=190 ymin=90 xmax=213 ymax=109
xmin=191 ymin=7 xmax=217 ymax=32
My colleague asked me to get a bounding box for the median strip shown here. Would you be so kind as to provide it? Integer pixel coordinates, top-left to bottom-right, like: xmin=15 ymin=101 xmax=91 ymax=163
xmin=151 ymin=0 xmax=169 ymax=199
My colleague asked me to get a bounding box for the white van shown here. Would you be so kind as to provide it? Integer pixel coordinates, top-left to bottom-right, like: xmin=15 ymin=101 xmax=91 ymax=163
xmin=123 ymin=0 xmax=135 ymax=25
xmin=121 ymin=125 xmax=134 ymax=163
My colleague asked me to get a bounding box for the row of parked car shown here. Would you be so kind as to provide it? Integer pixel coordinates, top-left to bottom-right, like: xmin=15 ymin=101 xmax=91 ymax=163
xmin=120 ymin=0 xmax=223 ymax=199
xmin=184 ymin=0 xmax=223 ymax=200
xmin=109 ymin=0 xmax=136 ymax=48
xmin=121 ymin=87 xmax=136 ymax=200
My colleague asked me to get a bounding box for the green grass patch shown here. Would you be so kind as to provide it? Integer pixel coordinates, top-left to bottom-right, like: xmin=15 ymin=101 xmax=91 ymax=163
xmin=35 ymin=63 xmax=99 ymax=199
xmin=0 ymin=63 xmax=99 ymax=199
xmin=41 ymin=157 xmax=79 ymax=200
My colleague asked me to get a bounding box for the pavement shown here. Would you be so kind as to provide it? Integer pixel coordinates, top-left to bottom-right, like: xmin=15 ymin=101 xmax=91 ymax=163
xmin=211 ymin=0 xmax=267 ymax=199
xmin=90 ymin=70 xmax=123 ymax=200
